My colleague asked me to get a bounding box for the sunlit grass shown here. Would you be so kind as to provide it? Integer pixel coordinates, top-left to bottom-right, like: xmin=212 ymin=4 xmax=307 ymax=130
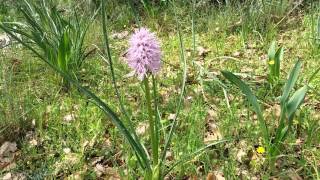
xmin=0 ymin=0 xmax=320 ymax=179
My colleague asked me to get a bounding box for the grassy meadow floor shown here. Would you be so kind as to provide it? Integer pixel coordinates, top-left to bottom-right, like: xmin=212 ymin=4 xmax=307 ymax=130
xmin=1 ymin=2 xmax=320 ymax=179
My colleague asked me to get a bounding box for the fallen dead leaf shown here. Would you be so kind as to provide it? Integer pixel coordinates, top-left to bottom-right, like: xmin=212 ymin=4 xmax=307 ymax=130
xmin=2 ymin=172 xmax=26 ymax=180
xmin=197 ymin=46 xmax=210 ymax=58
xmin=204 ymin=132 xmax=222 ymax=144
xmin=232 ymin=51 xmax=241 ymax=57
xmin=90 ymin=156 xmax=104 ymax=166
xmin=204 ymin=111 xmax=222 ymax=144
xmin=0 ymin=142 xmax=18 ymax=170
xmin=236 ymin=149 xmax=247 ymax=163
xmin=0 ymin=34 xmax=10 ymax=48
xmin=288 ymin=170 xmax=303 ymax=180
xmin=53 ymin=153 xmax=81 ymax=175
xmin=0 ymin=142 xmax=17 ymax=156
xmin=94 ymin=164 xmax=120 ymax=179
xmin=63 ymin=148 xmax=71 ymax=154
xmin=168 ymin=113 xmax=176 ymax=120
xmin=105 ymin=167 xmax=120 ymax=180
xmin=136 ymin=122 xmax=149 ymax=136
xmin=111 ymin=31 xmax=129 ymax=39
xmin=29 ymin=139 xmax=38 ymax=146
xmin=165 ymin=151 xmax=174 ymax=161
xmin=206 ymin=171 xmax=225 ymax=180
xmin=207 ymin=109 xmax=218 ymax=120
xmin=94 ymin=163 xmax=105 ymax=177
xmin=63 ymin=113 xmax=76 ymax=122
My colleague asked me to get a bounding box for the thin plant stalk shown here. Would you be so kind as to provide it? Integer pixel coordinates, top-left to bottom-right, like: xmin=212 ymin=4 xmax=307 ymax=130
xmin=161 ymin=0 xmax=188 ymax=164
xmin=308 ymin=66 xmax=320 ymax=83
xmin=191 ymin=0 xmax=196 ymax=67
xmin=143 ymin=77 xmax=158 ymax=167
xmin=152 ymin=75 xmax=160 ymax=158
xmin=101 ymin=0 xmax=144 ymax=146
xmin=101 ymin=0 xmax=129 ymax=122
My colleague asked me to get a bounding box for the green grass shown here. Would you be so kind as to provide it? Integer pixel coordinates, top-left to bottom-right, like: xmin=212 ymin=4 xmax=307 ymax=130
xmin=1 ymin=0 xmax=320 ymax=179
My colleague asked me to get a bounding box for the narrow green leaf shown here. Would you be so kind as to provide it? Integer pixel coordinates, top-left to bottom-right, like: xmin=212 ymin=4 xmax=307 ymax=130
xmin=161 ymin=0 xmax=188 ymax=164
xmin=100 ymin=0 xmax=151 ymax=172
xmin=274 ymin=47 xmax=283 ymax=78
xmin=1 ymin=4 xmax=151 ymax=171
xmin=164 ymin=139 xmax=230 ymax=176
xmin=308 ymin=66 xmax=320 ymax=83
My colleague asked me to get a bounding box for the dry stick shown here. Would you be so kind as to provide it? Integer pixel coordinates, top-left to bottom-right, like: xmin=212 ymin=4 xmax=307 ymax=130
xmin=275 ymin=0 xmax=304 ymax=27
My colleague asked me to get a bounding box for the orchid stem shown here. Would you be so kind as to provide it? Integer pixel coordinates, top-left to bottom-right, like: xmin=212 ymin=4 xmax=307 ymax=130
xmin=144 ymin=76 xmax=158 ymax=167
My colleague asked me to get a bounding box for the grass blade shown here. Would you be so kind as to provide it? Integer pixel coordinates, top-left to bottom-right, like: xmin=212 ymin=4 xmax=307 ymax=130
xmin=308 ymin=66 xmax=320 ymax=83
xmin=100 ymin=0 xmax=151 ymax=171
xmin=221 ymin=71 xmax=269 ymax=142
xmin=161 ymin=0 xmax=188 ymax=164
xmin=1 ymin=18 xmax=152 ymax=173
xmin=163 ymin=139 xmax=230 ymax=176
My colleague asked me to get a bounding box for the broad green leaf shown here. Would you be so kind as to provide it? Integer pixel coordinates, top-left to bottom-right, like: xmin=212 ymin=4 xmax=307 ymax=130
xmin=286 ymin=85 xmax=308 ymax=120
xmin=221 ymin=71 xmax=269 ymax=142
xmin=268 ymin=41 xmax=277 ymax=81
xmin=281 ymin=60 xmax=302 ymax=104
xmin=268 ymin=41 xmax=276 ymax=60
xmin=274 ymin=86 xmax=307 ymax=145
xmin=274 ymin=47 xmax=284 ymax=78
xmin=278 ymin=126 xmax=288 ymax=143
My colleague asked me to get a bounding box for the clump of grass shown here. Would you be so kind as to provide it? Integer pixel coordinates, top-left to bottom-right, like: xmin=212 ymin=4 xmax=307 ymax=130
xmin=0 ymin=0 xmax=97 ymax=91
xmin=222 ymin=58 xmax=320 ymax=173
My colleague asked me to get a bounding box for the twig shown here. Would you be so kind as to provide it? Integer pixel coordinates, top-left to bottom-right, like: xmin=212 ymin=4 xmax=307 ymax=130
xmin=275 ymin=0 xmax=304 ymax=27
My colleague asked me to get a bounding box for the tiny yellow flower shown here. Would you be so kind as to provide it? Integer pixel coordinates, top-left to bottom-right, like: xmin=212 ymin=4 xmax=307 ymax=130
xmin=268 ymin=59 xmax=275 ymax=65
xmin=256 ymin=146 xmax=265 ymax=154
